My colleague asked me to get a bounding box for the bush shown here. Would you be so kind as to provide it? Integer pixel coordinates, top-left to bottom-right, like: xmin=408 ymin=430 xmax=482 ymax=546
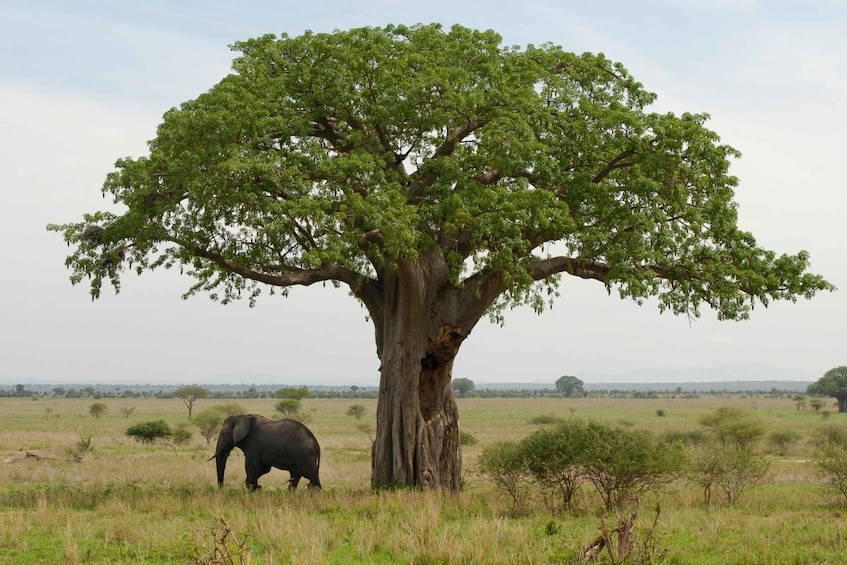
xmin=347 ymin=404 xmax=367 ymax=420
xmin=480 ymin=419 xmax=683 ymax=513
xmin=521 ymin=420 xmax=593 ymax=512
xmin=768 ymin=430 xmax=801 ymax=456
xmin=478 ymin=441 xmax=531 ymax=512
xmin=528 ymin=414 xmax=562 ymax=425
xmin=580 ymin=423 xmax=683 ymax=510
xmin=460 ymin=431 xmax=477 ymax=446
xmin=126 ymin=420 xmax=172 ymax=444
xmin=172 ymin=424 xmax=193 ymax=446
xmin=813 ymin=426 xmax=847 ymax=503
xmin=699 ymin=408 xmax=765 ymax=452
xmin=275 ymin=398 xmax=301 ymax=418
xmin=691 ymin=445 xmax=769 ymax=505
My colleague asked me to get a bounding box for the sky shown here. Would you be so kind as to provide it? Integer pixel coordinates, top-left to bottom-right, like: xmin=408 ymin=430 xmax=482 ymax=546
xmin=1 ymin=0 xmax=845 ymax=386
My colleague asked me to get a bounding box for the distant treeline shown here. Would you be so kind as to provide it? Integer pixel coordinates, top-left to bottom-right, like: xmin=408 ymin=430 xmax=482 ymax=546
xmin=0 ymin=381 xmax=812 ymax=399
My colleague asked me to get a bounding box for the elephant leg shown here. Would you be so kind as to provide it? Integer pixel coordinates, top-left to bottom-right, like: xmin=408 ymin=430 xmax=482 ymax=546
xmin=288 ymin=474 xmax=301 ymax=490
xmin=245 ymin=460 xmax=271 ymax=491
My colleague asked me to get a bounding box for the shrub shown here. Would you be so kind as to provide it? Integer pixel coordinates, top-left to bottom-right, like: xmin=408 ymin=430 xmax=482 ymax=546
xmin=580 ymin=423 xmax=683 ymax=510
xmin=656 ymin=409 xmax=666 ymax=417
xmin=478 ymin=441 xmax=531 ymax=512
xmin=699 ymin=407 xmax=765 ymax=452
xmin=662 ymin=430 xmax=707 ymax=447
xmin=126 ymin=420 xmax=172 ymax=444
xmin=88 ymin=402 xmax=108 ymax=420
xmin=275 ymin=398 xmax=301 ymax=418
xmin=768 ymin=430 xmax=801 ymax=456
xmin=528 ymin=414 xmax=561 ymax=425
xmin=814 ymin=443 xmax=847 ymax=503
xmin=347 ymin=404 xmax=367 ymax=420
xmin=172 ymin=424 xmax=193 ymax=445
xmin=521 ymin=420 xmax=593 ymax=512
xmin=460 ymin=431 xmax=477 ymax=446
xmin=691 ymin=444 xmax=769 ymax=506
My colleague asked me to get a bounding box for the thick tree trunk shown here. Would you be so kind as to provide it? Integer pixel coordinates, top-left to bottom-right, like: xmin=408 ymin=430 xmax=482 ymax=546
xmin=839 ymin=395 xmax=847 ymax=413
xmin=369 ymin=260 xmax=467 ymax=490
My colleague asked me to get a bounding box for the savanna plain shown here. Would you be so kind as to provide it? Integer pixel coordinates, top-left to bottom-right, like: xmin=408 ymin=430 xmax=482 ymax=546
xmin=1 ymin=393 xmax=846 ymax=564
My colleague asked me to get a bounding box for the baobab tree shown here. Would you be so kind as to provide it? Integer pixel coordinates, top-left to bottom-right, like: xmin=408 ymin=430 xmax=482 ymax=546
xmin=49 ymin=24 xmax=831 ymax=490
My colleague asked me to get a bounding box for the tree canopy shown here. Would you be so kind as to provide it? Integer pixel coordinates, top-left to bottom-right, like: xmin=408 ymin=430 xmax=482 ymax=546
xmin=555 ymin=375 xmax=585 ymax=397
xmin=808 ymin=367 xmax=847 ymax=413
xmin=49 ymin=24 xmax=831 ymax=490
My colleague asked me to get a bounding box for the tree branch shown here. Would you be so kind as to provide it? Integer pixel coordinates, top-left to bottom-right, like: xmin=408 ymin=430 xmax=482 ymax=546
xmin=591 ymin=148 xmax=636 ymax=184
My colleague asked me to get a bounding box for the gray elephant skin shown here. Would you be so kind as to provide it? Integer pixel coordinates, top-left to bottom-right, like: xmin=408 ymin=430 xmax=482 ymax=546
xmin=210 ymin=414 xmax=322 ymax=490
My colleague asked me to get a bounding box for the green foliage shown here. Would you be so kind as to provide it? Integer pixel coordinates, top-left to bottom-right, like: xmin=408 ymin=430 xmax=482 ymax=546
xmin=346 ymin=404 xmax=367 ymax=420
xmin=768 ymin=430 xmax=801 ymax=456
xmin=808 ymin=366 xmax=847 ymax=412
xmin=452 ymin=378 xmax=475 ymax=398
xmin=480 ymin=419 xmax=682 ymax=512
xmin=125 ymin=420 xmax=172 ymax=444
xmin=691 ymin=445 xmax=769 ymax=506
xmin=49 ymin=23 xmax=830 ymax=321
xmin=88 ymin=402 xmax=108 ymax=420
xmin=274 ymin=387 xmax=310 ymax=399
xmin=580 ymin=423 xmax=683 ymax=510
xmin=173 ymin=386 xmax=211 ymax=418
xmin=192 ymin=409 xmax=224 ymax=445
xmin=478 ymin=441 xmax=531 ymax=512
xmin=171 ymin=424 xmax=193 ymax=446
xmin=274 ymin=398 xmax=301 ymax=418
xmin=555 ymin=376 xmax=585 ymax=397
xmin=528 ymin=414 xmax=562 ymax=425
xmin=813 ymin=427 xmax=847 ymax=503
xmin=459 ymin=431 xmax=477 ymax=446
xmin=698 ymin=407 xmax=765 ymax=451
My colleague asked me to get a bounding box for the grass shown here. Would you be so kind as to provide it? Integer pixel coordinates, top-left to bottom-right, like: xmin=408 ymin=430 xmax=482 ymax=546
xmin=1 ymin=394 xmax=845 ymax=563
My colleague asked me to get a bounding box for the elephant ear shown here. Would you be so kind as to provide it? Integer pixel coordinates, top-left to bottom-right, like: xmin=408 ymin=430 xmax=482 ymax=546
xmin=231 ymin=415 xmax=251 ymax=445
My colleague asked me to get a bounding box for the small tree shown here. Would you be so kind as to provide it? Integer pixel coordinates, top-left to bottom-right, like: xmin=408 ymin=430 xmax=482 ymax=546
xmin=810 ymin=398 xmax=825 ymax=413
xmin=126 ymin=420 xmax=172 ymax=444
xmin=717 ymin=453 xmax=768 ymax=505
xmin=172 ymin=423 xmax=193 ymax=446
xmin=813 ymin=428 xmax=847 ymax=503
xmin=698 ymin=407 xmax=764 ymax=452
xmin=793 ymin=395 xmax=807 ymax=412
xmin=347 ymin=404 xmax=367 ymax=420
xmin=581 ymin=423 xmax=682 ymax=510
xmin=193 ymin=403 xmax=248 ymax=445
xmin=275 ymin=398 xmax=301 ymax=418
xmin=452 ymin=378 xmax=475 ymax=398
xmin=555 ymin=375 xmax=585 ymax=398
xmin=193 ymin=409 xmax=225 ymax=445
xmin=173 ymin=386 xmax=211 ymax=418
xmin=119 ymin=406 xmax=135 ymax=419
xmin=274 ymin=386 xmax=310 ymax=399
xmin=478 ymin=440 xmax=531 ymax=513
xmin=89 ymin=402 xmax=108 ymax=420
xmin=768 ymin=430 xmax=801 ymax=456
xmin=808 ymin=367 xmax=847 ymax=413
xmin=521 ymin=420 xmax=593 ymax=513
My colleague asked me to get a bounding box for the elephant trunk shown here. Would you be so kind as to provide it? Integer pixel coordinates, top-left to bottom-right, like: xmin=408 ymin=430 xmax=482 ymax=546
xmin=212 ymin=450 xmax=231 ymax=488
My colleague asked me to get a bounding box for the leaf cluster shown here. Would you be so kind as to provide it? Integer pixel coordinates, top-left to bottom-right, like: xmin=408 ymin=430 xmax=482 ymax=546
xmin=48 ymin=23 xmax=831 ymax=322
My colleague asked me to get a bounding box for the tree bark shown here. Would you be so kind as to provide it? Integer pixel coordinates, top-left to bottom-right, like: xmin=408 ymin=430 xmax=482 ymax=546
xmin=368 ymin=258 xmax=468 ymax=490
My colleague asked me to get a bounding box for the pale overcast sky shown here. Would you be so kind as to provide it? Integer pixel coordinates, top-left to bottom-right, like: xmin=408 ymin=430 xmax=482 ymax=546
xmin=1 ymin=1 xmax=844 ymax=386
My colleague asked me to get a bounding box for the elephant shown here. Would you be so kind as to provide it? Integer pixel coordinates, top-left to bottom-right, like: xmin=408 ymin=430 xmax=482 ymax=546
xmin=209 ymin=414 xmax=321 ymax=490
